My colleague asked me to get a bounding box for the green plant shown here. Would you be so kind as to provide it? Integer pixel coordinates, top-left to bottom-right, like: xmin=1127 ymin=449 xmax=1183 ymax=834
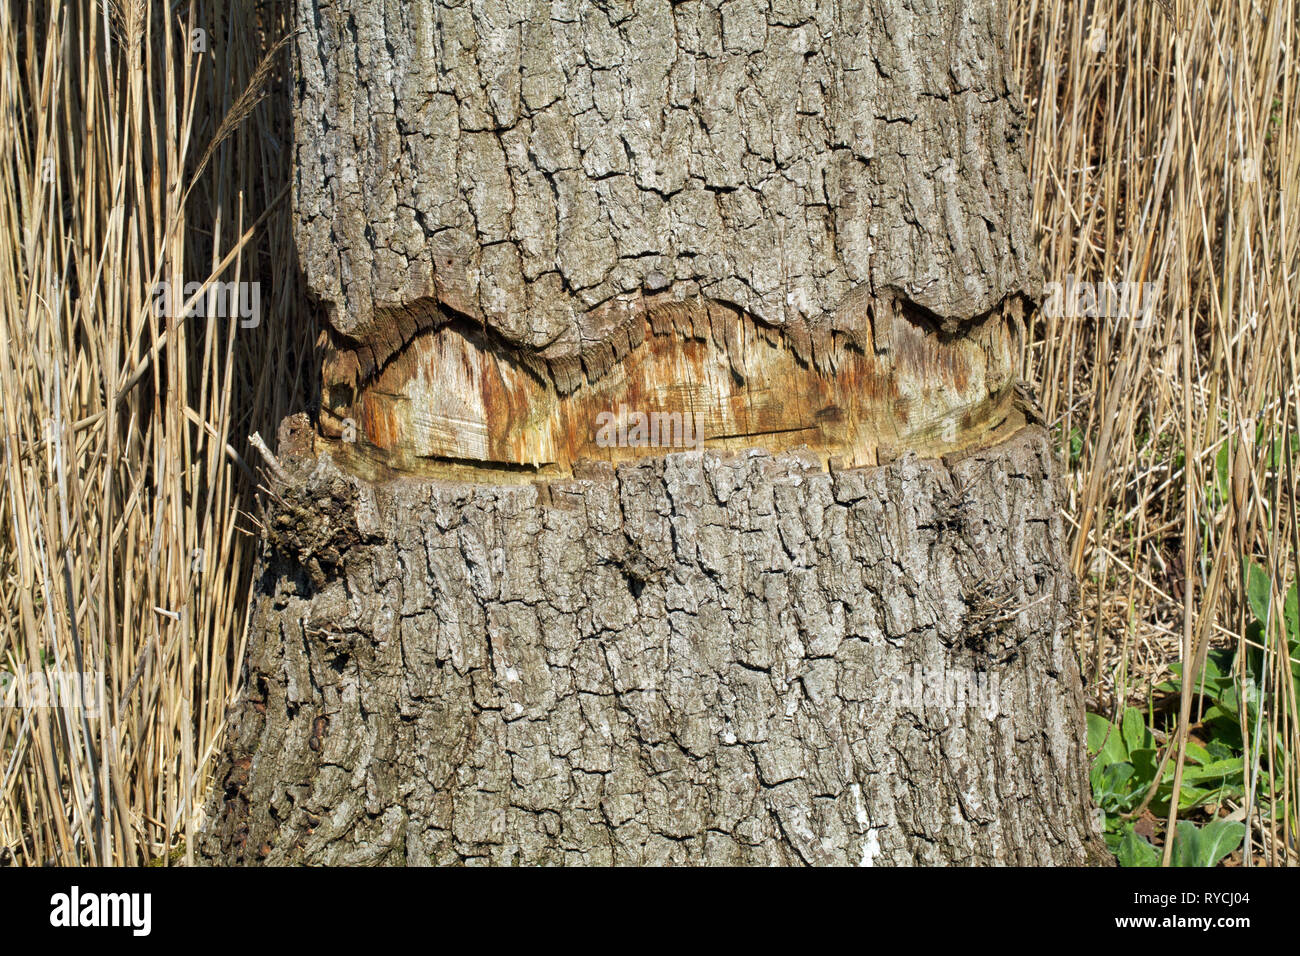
xmin=1089 ymin=555 xmax=1300 ymax=866
xmin=1089 ymin=706 xmax=1248 ymax=865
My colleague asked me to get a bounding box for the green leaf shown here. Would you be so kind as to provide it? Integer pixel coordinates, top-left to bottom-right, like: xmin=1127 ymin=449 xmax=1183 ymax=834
xmin=1246 ymin=562 xmax=1273 ymax=629
xmin=1206 ymin=737 xmax=1236 ymax=762
xmin=1202 ymin=650 xmax=1233 ymax=687
xmin=1069 ymin=427 xmax=1084 ymax=467
xmin=1285 ymin=582 xmax=1299 ymax=646
xmin=1214 ymin=442 xmax=1231 ymax=506
xmin=1121 ymin=707 xmax=1153 ymax=754
xmin=1184 ymin=739 xmax=1212 ymax=766
xmin=1129 ymin=747 xmax=1159 ymax=788
xmin=1095 ymin=762 xmax=1139 ymax=811
xmin=1088 ymin=713 xmax=1128 ymax=766
xmin=1170 ymin=819 xmax=1245 ymax=867
xmin=1116 ymin=829 xmax=1161 ymax=867
xmin=1263 ymin=432 xmax=1300 ymax=470
xmin=1178 ymin=758 xmax=1243 ymax=784
xmin=1176 ymin=785 xmax=1215 ymax=811
xmin=1170 ymin=820 xmax=1201 ymax=867
xmin=1158 ymin=655 xmax=1232 ymax=700
xmin=1196 ymin=819 xmax=1246 ymax=867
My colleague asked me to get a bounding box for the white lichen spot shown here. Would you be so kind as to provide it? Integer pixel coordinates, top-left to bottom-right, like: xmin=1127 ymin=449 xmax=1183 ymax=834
xmin=850 ymin=783 xmax=869 ymax=827
xmin=859 ymin=828 xmax=882 ymax=867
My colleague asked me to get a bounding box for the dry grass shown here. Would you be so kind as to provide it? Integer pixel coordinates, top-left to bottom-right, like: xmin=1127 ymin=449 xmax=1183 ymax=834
xmin=0 ymin=0 xmax=1295 ymax=865
xmin=1012 ymin=0 xmax=1300 ymax=864
xmin=0 ymin=0 xmax=311 ymax=865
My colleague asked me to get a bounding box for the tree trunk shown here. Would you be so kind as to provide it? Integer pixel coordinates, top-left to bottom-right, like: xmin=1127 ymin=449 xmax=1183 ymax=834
xmin=199 ymin=0 xmax=1107 ymax=864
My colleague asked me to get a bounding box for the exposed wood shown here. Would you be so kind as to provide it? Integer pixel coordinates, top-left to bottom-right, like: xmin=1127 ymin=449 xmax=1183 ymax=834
xmin=331 ymin=296 xmax=1023 ymax=476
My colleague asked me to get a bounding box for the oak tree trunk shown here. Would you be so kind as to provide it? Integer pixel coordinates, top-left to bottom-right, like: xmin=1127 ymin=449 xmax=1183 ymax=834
xmin=199 ymin=0 xmax=1107 ymax=865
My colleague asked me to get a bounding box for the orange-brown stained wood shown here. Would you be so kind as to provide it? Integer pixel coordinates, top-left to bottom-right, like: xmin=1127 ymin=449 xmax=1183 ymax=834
xmin=320 ymin=294 xmax=1021 ymax=480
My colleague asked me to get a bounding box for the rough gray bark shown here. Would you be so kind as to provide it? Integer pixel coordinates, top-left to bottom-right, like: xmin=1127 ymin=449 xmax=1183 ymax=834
xmin=198 ymin=0 xmax=1107 ymax=865
xmin=297 ymin=0 xmax=1038 ymax=404
xmin=199 ymin=417 xmax=1105 ymax=865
